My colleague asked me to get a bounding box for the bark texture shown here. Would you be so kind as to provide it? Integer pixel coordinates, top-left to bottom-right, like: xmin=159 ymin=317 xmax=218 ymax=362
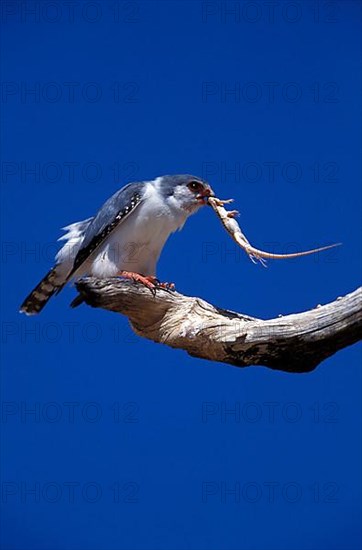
xmin=74 ymin=279 xmax=362 ymax=373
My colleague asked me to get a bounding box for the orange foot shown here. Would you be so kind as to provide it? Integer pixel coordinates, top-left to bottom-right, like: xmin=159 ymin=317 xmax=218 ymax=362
xmin=144 ymin=276 xmax=175 ymax=291
xmin=118 ymin=271 xmax=175 ymax=292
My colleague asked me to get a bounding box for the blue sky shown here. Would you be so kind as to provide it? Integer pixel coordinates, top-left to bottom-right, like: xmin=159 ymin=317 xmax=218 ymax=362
xmin=1 ymin=1 xmax=361 ymax=549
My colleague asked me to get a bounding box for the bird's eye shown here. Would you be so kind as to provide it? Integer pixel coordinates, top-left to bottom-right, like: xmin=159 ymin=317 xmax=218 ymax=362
xmin=188 ymin=181 xmax=202 ymax=192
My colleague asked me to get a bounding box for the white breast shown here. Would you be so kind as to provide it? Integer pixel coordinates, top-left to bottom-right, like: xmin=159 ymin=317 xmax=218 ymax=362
xmin=89 ymin=181 xmax=189 ymax=278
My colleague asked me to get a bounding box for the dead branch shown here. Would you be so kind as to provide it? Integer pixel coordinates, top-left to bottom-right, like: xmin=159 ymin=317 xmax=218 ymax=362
xmin=74 ymin=279 xmax=362 ymax=373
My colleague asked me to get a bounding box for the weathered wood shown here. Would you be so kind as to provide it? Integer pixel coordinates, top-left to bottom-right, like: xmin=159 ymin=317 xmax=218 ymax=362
xmin=74 ymin=279 xmax=362 ymax=373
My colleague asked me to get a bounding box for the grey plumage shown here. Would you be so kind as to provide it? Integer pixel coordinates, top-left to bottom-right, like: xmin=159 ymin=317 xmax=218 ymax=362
xmin=20 ymin=182 xmax=147 ymax=315
xmin=20 ymin=175 xmax=213 ymax=315
xmin=65 ymin=182 xmax=145 ymax=282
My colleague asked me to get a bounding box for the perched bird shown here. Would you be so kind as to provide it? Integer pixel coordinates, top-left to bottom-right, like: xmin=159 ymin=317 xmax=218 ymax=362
xmin=20 ymin=175 xmax=214 ymax=315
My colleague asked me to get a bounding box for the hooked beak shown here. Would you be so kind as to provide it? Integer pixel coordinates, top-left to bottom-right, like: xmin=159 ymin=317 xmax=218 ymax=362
xmin=196 ymin=186 xmax=215 ymax=204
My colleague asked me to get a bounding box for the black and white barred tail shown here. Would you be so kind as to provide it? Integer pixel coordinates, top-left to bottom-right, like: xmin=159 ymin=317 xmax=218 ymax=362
xmin=20 ymin=217 xmax=93 ymax=315
xmin=19 ymin=266 xmax=68 ymax=315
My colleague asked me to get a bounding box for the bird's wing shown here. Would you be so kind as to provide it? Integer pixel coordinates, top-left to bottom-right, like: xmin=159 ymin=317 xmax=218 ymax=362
xmin=65 ymin=181 xmax=146 ymax=281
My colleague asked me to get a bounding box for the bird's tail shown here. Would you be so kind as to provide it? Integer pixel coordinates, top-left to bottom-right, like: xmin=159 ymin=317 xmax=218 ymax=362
xmin=19 ymin=265 xmax=67 ymax=316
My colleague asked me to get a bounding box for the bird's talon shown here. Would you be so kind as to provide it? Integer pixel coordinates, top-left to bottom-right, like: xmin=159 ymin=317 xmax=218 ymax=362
xmin=118 ymin=271 xmax=175 ymax=293
xmin=156 ymin=281 xmax=175 ymax=290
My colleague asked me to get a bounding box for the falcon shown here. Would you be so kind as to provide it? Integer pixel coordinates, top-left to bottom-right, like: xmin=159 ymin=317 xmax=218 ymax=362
xmin=20 ymin=175 xmax=214 ymax=315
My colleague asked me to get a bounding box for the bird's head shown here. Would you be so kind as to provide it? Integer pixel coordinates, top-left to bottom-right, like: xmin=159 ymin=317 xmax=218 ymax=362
xmin=157 ymin=174 xmax=214 ymax=214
